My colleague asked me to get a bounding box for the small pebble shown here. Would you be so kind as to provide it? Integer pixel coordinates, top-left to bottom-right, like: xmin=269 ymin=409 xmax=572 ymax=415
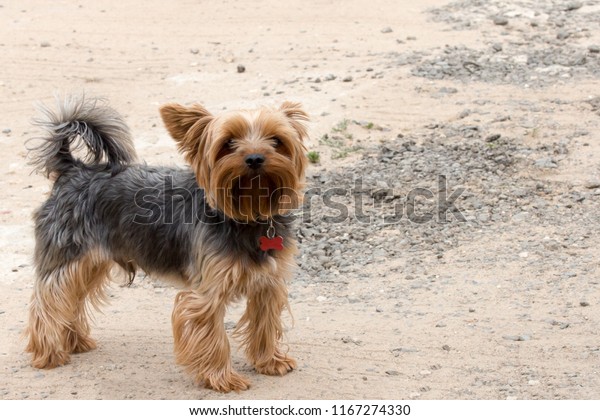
xmin=341 ymin=336 xmax=362 ymax=345
xmin=342 ymin=75 xmax=353 ymax=82
xmin=442 ymin=345 xmax=451 ymax=351
xmin=236 ymin=64 xmax=246 ymax=73
xmin=381 ymin=27 xmax=393 ymax=34
xmin=385 ymin=370 xmax=400 ymax=376
xmin=503 ymin=334 xmax=531 ymax=342
xmin=580 ymin=301 xmax=590 ymax=307
xmin=588 ymin=45 xmax=600 ymax=54
xmin=564 ymin=1 xmax=583 ymax=11
xmin=493 ymin=16 xmax=509 ymax=26
xmin=535 ymin=157 xmax=558 ymax=169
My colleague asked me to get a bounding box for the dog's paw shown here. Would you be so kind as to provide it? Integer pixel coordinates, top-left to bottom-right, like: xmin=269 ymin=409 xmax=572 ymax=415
xmin=71 ymin=335 xmax=97 ymax=354
xmin=30 ymin=351 xmax=71 ymax=369
xmin=255 ymin=354 xmax=297 ymax=376
xmin=204 ymin=370 xmax=251 ymax=393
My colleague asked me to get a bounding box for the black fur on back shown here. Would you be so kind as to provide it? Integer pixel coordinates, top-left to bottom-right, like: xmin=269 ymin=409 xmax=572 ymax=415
xmin=33 ymin=164 xmax=294 ymax=281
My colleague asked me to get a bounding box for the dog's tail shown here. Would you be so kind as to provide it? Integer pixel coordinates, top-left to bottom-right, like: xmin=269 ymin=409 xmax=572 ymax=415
xmin=29 ymin=95 xmax=137 ymax=178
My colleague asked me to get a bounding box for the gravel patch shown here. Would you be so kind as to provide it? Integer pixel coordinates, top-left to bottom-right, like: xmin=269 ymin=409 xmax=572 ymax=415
xmin=297 ymin=119 xmax=598 ymax=283
xmin=384 ymin=0 xmax=600 ymax=87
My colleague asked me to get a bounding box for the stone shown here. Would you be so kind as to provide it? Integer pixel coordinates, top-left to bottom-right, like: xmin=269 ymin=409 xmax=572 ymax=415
xmin=493 ymin=16 xmax=509 ymax=26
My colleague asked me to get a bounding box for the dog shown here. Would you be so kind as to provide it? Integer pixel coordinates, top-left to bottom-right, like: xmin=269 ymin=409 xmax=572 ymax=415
xmin=25 ymin=95 xmax=308 ymax=392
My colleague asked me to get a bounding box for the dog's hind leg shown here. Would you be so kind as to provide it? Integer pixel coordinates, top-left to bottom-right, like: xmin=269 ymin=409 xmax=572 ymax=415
xmin=68 ymin=252 xmax=112 ymax=354
xmin=26 ymin=250 xmax=111 ymax=368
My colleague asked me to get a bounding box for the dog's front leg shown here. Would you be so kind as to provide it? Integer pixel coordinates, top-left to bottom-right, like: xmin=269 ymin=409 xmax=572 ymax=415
xmin=172 ymin=275 xmax=250 ymax=392
xmin=235 ymin=273 xmax=297 ymax=376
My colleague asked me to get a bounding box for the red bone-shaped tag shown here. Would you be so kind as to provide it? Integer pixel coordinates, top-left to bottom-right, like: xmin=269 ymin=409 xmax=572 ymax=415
xmin=259 ymin=235 xmax=284 ymax=251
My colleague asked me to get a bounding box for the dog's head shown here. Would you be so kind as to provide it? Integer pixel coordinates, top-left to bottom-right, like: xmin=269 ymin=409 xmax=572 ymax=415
xmin=160 ymin=102 xmax=308 ymax=222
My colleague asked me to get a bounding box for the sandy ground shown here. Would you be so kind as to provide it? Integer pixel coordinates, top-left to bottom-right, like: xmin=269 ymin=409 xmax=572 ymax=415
xmin=1 ymin=0 xmax=599 ymax=399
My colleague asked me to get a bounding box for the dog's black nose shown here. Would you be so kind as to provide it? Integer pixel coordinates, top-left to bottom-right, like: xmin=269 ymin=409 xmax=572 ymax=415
xmin=245 ymin=154 xmax=265 ymax=169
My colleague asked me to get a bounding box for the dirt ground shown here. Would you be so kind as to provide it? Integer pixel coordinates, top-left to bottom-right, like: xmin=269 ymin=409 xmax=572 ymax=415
xmin=1 ymin=0 xmax=599 ymax=399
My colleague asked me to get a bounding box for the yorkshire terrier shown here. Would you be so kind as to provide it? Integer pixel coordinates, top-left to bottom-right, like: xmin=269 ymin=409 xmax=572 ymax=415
xmin=25 ymin=95 xmax=308 ymax=392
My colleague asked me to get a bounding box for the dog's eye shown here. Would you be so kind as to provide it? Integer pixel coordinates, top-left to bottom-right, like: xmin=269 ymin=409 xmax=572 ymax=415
xmin=226 ymin=139 xmax=235 ymax=149
xmin=272 ymin=137 xmax=282 ymax=147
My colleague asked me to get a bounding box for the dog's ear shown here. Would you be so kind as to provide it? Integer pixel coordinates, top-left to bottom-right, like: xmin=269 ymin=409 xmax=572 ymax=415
xmin=160 ymin=103 xmax=213 ymax=165
xmin=279 ymin=101 xmax=309 ymax=141
xmin=160 ymin=103 xmax=212 ymax=142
